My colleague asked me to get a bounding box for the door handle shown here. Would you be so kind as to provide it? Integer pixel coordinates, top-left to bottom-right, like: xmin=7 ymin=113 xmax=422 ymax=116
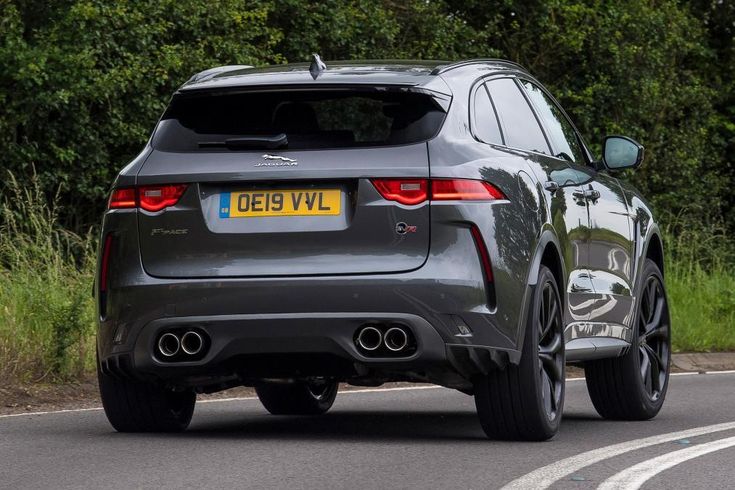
xmin=573 ymin=189 xmax=600 ymax=201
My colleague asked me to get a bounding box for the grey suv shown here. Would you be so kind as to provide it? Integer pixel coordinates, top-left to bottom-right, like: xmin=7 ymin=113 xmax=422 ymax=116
xmin=96 ymin=58 xmax=671 ymax=440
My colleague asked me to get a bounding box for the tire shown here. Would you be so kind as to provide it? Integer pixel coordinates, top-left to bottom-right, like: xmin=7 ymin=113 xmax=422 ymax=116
xmin=97 ymin=361 xmax=196 ymax=432
xmin=474 ymin=265 xmax=565 ymax=441
xmin=585 ymin=259 xmax=671 ymax=420
xmin=256 ymin=379 xmax=338 ymax=415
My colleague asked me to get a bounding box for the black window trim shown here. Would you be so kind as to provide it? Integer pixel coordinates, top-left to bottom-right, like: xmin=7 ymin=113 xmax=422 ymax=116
xmin=476 ymin=74 xmax=554 ymax=158
xmin=468 ymin=79 xmax=505 ymax=146
xmin=513 ymin=75 xmax=594 ymax=167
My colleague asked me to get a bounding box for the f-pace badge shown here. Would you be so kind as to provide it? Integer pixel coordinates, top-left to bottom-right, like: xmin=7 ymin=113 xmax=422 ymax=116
xmin=395 ymin=222 xmax=417 ymax=235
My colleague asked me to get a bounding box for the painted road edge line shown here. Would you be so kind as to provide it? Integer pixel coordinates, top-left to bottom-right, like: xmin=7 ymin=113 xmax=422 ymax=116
xmin=501 ymin=421 xmax=735 ymax=490
xmin=598 ymin=435 xmax=735 ymax=490
xmin=0 ymin=370 xmax=732 ymax=420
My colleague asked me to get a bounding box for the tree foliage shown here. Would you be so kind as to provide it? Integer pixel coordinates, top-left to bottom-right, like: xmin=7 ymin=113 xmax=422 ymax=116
xmin=0 ymin=0 xmax=732 ymax=233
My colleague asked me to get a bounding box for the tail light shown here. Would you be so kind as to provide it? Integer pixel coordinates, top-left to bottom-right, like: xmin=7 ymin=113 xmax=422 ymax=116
xmin=138 ymin=184 xmax=188 ymax=212
xmin=371 ymin=178 xmax=505 ymax=205
xmin=431 ymin=179 xmax=505 ymax=201
xmin=370 ymin=179 xmax=428 ymax=205
xmin=108 ymin=188 xmax=136 ymax=209
xmin=107 ymin=185 xmax=188 ymax=211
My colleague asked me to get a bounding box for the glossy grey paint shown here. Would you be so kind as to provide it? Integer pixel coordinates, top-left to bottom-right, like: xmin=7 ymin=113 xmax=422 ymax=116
xmin=96 ymin=60 xmax=663 ymax=391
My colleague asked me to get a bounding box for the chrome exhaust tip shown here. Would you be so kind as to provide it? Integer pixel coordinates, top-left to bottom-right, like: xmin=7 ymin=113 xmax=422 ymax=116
xmin=158 ymin=333 xmax=180 ymax=357
xmin=356 ymin=326 xmax=382 ymax=351
xmin=384 ymin=327 xmax=409 ymax=352
xmin=181 ymin=331 xmax=204 ymax=356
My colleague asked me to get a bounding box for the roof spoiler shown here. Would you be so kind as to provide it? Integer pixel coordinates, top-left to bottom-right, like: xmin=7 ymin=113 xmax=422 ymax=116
xmin=186 ymin=65 xmax=254 ymax=85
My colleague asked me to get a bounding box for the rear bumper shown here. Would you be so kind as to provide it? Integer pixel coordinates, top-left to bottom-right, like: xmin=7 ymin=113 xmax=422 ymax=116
xmin=97 ymin=205 xmax=529 ymax=387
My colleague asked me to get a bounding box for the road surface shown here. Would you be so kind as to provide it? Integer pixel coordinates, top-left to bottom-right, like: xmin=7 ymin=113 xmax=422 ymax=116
xmin=1 ymin=372 xmax=734 ymax=489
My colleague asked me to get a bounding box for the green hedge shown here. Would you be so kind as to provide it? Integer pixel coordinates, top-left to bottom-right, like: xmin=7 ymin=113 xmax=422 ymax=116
xmin=1 ymin=0 xmax=734 ymax=237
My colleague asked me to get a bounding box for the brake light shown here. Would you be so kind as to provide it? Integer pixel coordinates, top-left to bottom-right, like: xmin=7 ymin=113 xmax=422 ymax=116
xmin=108 ymin=188 xmax=136 ymax=209
xmin=138 ymin=184 xmax=188 ymax=212
xmin=107 ymin=185 xmax=187 ymax=211
xmin=371 ymin=179 xmax=428 ymax=205
xmin=431 ymin=179 xmax=506 ymax=201
xmin=371 ymin=178 xmax=505 ymax=205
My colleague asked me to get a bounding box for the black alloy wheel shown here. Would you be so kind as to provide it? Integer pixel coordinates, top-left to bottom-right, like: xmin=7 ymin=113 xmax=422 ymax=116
xmin=585 ymin=259 xmax=671 ymax=420
xmin=474 ymin=265 xmax=565 ymax=440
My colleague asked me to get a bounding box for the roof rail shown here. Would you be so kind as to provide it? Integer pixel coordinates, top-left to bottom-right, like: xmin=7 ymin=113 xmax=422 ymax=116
xmin=186 ymin=65 xmax=254 ymax=85
xmin=430 ymin=59 xmax=527 ymax=75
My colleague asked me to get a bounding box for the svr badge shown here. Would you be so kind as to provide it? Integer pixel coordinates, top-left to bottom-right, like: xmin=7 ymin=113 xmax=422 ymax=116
xmin=395 ymin=222 xmax=417 ymax=235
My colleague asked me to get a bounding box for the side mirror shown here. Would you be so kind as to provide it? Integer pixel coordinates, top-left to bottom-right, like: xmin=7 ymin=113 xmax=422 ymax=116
xmin=602 ymin=135 xmax=644 ymax=171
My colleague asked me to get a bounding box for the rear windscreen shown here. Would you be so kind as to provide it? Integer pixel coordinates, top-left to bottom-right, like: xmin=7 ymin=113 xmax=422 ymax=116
xmin=152 ymin=89 xmax=446 ymax=151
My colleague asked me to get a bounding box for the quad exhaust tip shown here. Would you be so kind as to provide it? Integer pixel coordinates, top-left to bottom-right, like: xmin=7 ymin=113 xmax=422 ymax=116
xmin=158 ymin=332 xmax=180 ymax=357
xmin=384 ymin=327 xmax=409 ymax=352
xmin=356 ymin=326 xmax=382 ymax=351
xmin=181 ymin=331 xmax=204 ymax=356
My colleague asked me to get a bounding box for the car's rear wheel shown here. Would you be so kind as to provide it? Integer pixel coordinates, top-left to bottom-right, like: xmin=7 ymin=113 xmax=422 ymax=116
xmin=97 ymin=361 xmax=195 ymax=432
xmin=585 ymin=259 xmax=671 ymax=420
xmin=474 ymin=265 xmax=565 ymax=440
xmin=256 ymin=379 xmax=338 ymax=415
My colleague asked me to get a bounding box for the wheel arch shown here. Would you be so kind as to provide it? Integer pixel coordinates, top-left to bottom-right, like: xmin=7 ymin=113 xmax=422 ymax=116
xmin=516 ymin=229 xmax=566 ymax=352
xmin=645 ymin=230 xmax=665 ymax=277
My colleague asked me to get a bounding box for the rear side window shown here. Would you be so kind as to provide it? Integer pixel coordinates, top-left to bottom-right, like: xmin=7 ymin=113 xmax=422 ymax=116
xmin=520 ymin=81 xmax=585 ymax=163
xmin=152 ymin=90 xmax=446 ymax=151
xmin=472 ymin=84 xmax=503 ymax=145
xmin=485 ymin=78 xmax=551 ymax=155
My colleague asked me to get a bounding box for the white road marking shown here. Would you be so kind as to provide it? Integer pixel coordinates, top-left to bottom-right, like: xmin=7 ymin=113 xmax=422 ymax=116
xmin=0 ymin=370 xmax=731 ymax=420
xmin=598 ymin=435 xmax=735 ymax=490
xmin=501 ymin=421 xmax=735 ymax=490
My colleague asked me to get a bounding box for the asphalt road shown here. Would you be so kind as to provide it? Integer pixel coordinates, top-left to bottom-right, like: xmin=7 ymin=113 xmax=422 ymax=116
xmin=1 ymin=372 xmax=734 ymax=489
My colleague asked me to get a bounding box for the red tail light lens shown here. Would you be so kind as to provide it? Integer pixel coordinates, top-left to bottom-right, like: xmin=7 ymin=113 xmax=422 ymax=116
xmin=371 ymin=179 xmax=429 ymax=205
xmin=108 ymin=188 xmax=136 ymax=209
xmin=372 ymin=178 xmax=505 ymax=205
xmin=107 ymin=185 xmax=187 ymax=211
xmin=431 ymin=179 xmax=506 ymax=201
xmin=138 ymin=184 xmax=188 ymax=212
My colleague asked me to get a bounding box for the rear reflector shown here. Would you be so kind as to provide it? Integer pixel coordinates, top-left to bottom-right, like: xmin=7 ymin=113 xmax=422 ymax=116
xmin=431 ymin=179 xmax=506 ymax=201
xmin=470 ymin=224 xmax=494 ymax=283
xmin=107 ymin=185 xmax=187 ymax=212
xmin=100 ymin=234 xmax=113 ymax=293
xmin=371 ymin=178 xmax=504 ymax=205
xmin=108 ymin=188 xmax=136 ymax=209
xmin=371 ymin=179 xmax=429 ymax=205
xmin=139 ymin=184 xmax=188 ymax=212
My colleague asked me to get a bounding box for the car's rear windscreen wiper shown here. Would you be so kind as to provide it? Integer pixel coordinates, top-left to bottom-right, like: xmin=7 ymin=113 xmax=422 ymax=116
xmin=198 ymin=133 xmax=288 ymax=150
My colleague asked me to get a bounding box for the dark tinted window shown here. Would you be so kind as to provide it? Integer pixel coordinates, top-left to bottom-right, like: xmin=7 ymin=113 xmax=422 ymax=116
xmin=486 ymin=78 xmax=550 ymax=154
xmin=472 ymin=85 xmax=503 ymax=144
xmin=152 ymin=90 xmax=446 ymax=151
xmin=521 ymin=81 xmax=584 ymax=163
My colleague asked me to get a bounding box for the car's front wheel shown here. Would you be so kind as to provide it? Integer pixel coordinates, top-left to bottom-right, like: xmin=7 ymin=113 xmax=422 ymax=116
xmin=585 ymin=259 xmax=671 ymax=420
xmin=474 ymin=265 xmax=565 ymax=440
xmin=256 ymin=379 xmax=339 ymax=415
xmin=97 ymin=361 xmax=196 ymax=432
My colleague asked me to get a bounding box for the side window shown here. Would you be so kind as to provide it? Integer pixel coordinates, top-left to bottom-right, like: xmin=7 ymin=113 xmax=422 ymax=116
xmin=520 ymin=81 xmax=585 ymax=163
xmin=472 ymin=84 xmax=503 ymax=145
xmin=485 ymin=78 xmax=551 ymax=155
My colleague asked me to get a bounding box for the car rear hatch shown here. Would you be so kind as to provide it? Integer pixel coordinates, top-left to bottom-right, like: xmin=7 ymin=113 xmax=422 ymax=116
xmin=136 ymin=86 xmax=447 ymax=278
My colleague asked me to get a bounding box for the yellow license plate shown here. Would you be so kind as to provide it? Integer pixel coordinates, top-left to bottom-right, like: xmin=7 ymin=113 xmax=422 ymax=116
xmin=219 ymin=189 xmax=341 ymax=218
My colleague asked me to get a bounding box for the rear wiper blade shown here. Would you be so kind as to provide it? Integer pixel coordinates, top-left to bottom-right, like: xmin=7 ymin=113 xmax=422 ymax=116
xmin=199 ymin=133 xmax=288 ymax=150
